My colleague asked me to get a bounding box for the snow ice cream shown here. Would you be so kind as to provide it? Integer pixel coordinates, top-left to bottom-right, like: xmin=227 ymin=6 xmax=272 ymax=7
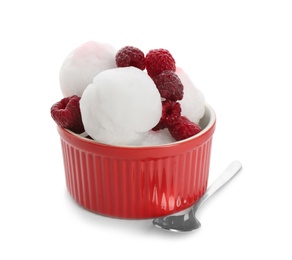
xmin=80 ymin=67 xmax=162 ymax=146
xmin=51 ymin=42 xmax=206 ymax=146
xmin=59 ymin=41 xmax=117 ymax=97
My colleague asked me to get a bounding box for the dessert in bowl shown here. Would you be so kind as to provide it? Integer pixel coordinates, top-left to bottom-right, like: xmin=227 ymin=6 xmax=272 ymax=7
xmin=51 ymin=41 xmax=216 ymax=218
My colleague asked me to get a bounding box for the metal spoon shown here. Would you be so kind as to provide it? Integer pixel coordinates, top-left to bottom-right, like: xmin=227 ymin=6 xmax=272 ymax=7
xmin=153 ymin=161 xmax=242 ymax=232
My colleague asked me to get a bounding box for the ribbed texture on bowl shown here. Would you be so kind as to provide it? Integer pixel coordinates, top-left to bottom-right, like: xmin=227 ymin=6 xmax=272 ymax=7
xmin=57 ymin=104 xmax=215 ymax=219
xmin=59 ymin=134 xmax=213 ymax=219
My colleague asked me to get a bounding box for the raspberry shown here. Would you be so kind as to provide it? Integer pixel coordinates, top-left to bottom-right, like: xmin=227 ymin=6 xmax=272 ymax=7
xmin=115 ymin=46 xmax=145 ymax=70
xmin=153 ymin=70 xmax=184 ymax=101
xmin=50 ymin=95 xmax=85 ymax=134
xmin=145 ymin=49 xmax=176 ymax=78
xmin=168 ymin=116 xmax=202 ymax=141
xmin=152 ymin=100 xmax=181 ymax=130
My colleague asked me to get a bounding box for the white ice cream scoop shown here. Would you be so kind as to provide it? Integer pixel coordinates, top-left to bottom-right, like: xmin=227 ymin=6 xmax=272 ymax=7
xmin=59 ymin=41 xmax=117 ymax=97
xmin=176 ymin=68 xmax=205 ymax=124
xmin=80 ymin=67 xmax=162 ymax=146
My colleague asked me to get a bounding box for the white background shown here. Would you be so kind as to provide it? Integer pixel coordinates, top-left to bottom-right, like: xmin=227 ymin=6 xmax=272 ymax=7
xmin=1 ymin=0 xmax=292 ymax=259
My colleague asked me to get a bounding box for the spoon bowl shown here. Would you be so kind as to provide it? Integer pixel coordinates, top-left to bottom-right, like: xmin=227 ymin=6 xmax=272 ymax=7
xmin=153 ymin=161 xmax=242 ymax=232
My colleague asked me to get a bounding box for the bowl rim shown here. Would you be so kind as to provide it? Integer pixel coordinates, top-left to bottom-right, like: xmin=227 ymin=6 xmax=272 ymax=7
xmin=57 ymin=103 xmax=216 ymax=151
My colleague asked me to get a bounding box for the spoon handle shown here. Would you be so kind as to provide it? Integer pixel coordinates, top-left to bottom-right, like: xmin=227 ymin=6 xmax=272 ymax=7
xmin=194 ymin=161 xmax=242 ymax=210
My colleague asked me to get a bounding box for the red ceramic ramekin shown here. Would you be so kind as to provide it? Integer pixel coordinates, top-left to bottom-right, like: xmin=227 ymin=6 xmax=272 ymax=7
xmin=57 ymin=103 xmax=216 ymax=219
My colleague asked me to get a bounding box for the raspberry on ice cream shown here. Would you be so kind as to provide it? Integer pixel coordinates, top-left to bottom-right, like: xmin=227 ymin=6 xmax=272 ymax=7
xmin=168 ymin=116 xmax=202 ymax=141
xmin=145 ymin=48 xmax=176 ymax=78
xmin=115 ymin=46 xmax=145 ymax=70
xmin=59 ymin=41 xmax=117 ymax=97
xmin=152 ymin=100 xmax=181 ymax=131
xmin=50 ymin=95 xmax=85 ymax=134
xmin=152 ymin=70 xmax=184 ymax=101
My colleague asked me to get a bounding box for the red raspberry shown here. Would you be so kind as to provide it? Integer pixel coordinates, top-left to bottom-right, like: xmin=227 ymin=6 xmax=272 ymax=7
xmin=115 ymin=46 xmax=145 ymax=70
xmin=168 ymin=116 xmax=202 ymax=141
xmin=50 ymin=95 xmax=85 ymax=134
xmin=153 ymin=70 xmax=184 ymax=101
xmin=152 ymin=100 xmax=181 ymax=131
xmin=145 ymin=49 xmax=176 ymax=78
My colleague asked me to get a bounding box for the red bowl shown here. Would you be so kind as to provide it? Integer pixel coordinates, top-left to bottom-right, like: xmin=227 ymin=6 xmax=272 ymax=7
xmin=57 ymin=103 xmax=216 ymax=219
